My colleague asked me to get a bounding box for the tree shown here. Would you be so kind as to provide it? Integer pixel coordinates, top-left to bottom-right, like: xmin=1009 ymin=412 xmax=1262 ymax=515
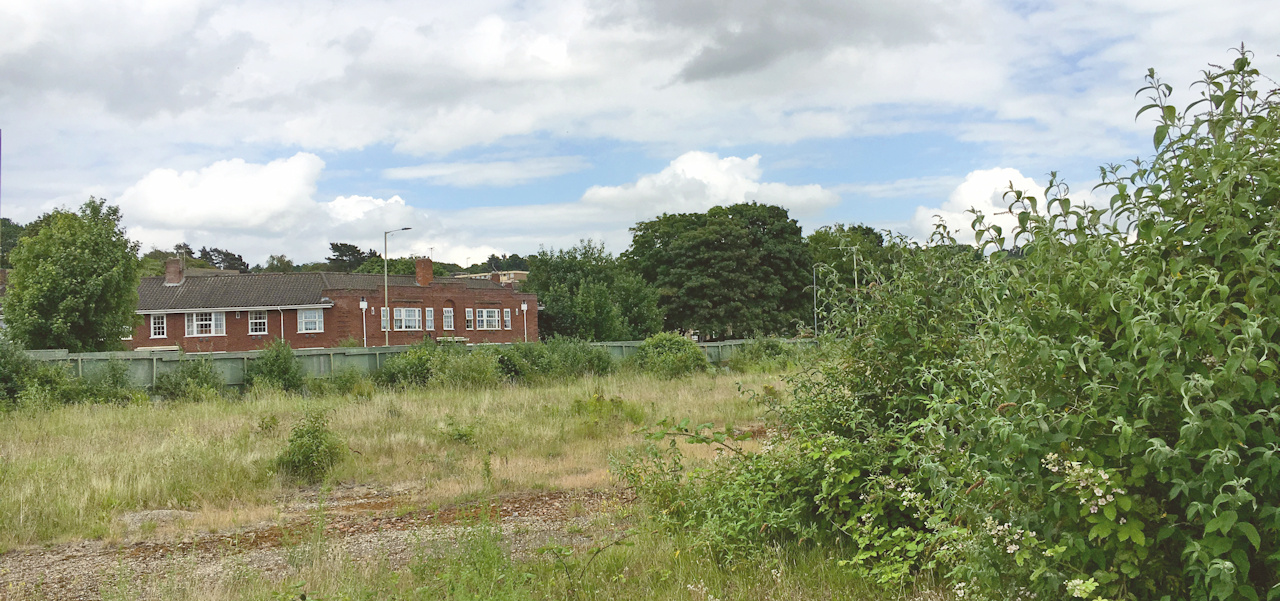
xmin=525 ymin=240 xmax=663 ymax=341
xmin=327 ymin=243 xmax=379 ymax=272
xmin=484 ymin=253 xmax=530 ymax=271
xmin=3 ymin=198 xmax=140 ymax=352
xmin=0 ymin=217 xmax=24 ymax=269
xmin=808 ymin=223 xmax=885 ymax=289
xmin=353 ymin=256 xmax=416 ymax=275
xmin=623 ymin=202 xmax=810 ymax=338
xmin=197 ymin=246 xmax=250 ymax=272
xmin=262 ymin=254 xmax=294 ymax=273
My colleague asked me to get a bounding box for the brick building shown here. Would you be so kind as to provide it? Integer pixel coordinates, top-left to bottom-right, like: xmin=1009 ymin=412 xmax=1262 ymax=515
xmin=128 ymin=258 xmax=538 ymax=352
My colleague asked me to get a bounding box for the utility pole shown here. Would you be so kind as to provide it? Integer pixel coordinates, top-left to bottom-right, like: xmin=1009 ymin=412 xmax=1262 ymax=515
xmin=383 ymin=227 xmax=411 ymax=346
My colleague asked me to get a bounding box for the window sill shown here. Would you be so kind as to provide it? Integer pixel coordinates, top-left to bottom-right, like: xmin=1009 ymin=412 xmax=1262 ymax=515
xmin=185 ymin=334 xmax=227 ymax=337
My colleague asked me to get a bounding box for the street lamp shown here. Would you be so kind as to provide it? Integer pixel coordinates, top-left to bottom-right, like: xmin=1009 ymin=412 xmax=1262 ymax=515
xmin=384 ymin=227 xmax=412 ymax=346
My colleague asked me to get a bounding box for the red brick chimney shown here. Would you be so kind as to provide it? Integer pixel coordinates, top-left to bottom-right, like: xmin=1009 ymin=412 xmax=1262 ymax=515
xmin=415 ymin=258 xmax=434 ymax=286
xmin=164 ymin=257 xmax=184 ymax=285
xmin=489 ymin=272 xmax=501 ymax=284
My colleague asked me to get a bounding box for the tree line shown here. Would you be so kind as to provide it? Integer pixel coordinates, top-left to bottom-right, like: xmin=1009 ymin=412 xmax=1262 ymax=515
xmin=1 ymin=196 xmax=892 ymax=351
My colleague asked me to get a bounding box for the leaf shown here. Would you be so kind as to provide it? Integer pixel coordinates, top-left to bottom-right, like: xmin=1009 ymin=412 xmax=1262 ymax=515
xmin=1236 ymin=521 xmax=1262 ymax=550
xmin=1154 ymin=125 xmax=1169 ymax=149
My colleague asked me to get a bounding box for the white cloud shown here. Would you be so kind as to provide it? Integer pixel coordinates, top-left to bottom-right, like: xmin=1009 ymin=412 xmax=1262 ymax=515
xmin=444 ymin=151 xmax=839 ymax=251
xmin=118 ymin=153 xmax=502 ymax=265
xmin=382 ymin=155 xmax=590 ymax=187
xmin=907 ymin=168 xmax=1040 ymax=244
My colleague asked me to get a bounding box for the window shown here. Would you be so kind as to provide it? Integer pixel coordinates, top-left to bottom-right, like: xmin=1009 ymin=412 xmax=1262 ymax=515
xmin=443 ymin=308 xmax=454 ymax=330
xmin=249 ymin=310 xmax=268 ymax=335
xmin=465 ymin=308 xmax=474 ymax=330
xmin=298 ymin=309 xmax=324 ymax=333
xmin=381 ymin=307 xmax=390 ymax=331
xmin=150 ymin=314 xmax=166 ymax=338
xmin=477 ymin=309 xmax=500 ymax=330
xmin=503 ymin=308 xmax=511 ymax=330
xmin=424 ymin=308 xmax=435 ymax=331
xmin=185 ymin=312 xmax=225 ymax=336
xmin=394 ymin=307 xmax=422 ymax=330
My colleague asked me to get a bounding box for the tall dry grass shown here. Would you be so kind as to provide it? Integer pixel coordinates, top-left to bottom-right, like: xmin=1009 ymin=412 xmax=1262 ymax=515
xmin=0 ymin=372 xmax=778 ymax=551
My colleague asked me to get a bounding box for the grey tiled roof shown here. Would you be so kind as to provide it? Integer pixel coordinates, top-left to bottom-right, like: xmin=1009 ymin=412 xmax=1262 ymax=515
xmin=137 ymin=272 xmax=507 ymax=312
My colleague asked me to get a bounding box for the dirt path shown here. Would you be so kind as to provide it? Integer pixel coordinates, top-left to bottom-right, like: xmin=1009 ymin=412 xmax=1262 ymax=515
xmin=0 ymin=487 xmax=626 ymax=601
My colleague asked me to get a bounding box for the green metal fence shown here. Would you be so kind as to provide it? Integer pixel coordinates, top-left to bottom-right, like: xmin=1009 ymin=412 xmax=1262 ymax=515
xmin=25 ymin=338 xmax=814 ymax=389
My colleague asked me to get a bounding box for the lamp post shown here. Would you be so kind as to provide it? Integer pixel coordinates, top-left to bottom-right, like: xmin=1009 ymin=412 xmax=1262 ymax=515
xmin=384 ymin=227 xmax=411 ymax=346
xmin=521 ymin=300 xmax=528 ymax=342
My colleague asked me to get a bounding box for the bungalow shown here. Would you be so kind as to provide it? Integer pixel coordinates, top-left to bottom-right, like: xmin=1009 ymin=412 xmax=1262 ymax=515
xmin=129 ymin=258 xmax=538 ymax=352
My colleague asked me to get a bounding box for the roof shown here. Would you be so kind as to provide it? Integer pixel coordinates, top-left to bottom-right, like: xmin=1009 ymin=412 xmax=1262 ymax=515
xmin=137 ymin=271 xmax=508 ymax=312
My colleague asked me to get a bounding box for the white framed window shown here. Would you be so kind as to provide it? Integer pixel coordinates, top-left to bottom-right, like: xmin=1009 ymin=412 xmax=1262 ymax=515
xmin=249 ymin=310 xmax=268 ymax=335
xmin=443 ymin=308 xmax=454 ymax=330
xmin=465 ymin=308 xmax=474 ymax=330
xmin=185 ymin=312 xmax=225 ymax=336
xmin=394 ymin=307 xmax=422 ymax=330
xmin=503 ymin=308 xmax=511 ymax=330
xmin=150 ymin=314 xmax=167 ymax=338
xmin=298 ymin=309 xmax=324 ymax=333
xmin=425 ymin=308 xmax=435 ymax=331
xmin=477 ymin=309 xmax=501 ymax=330
xmin=381 ymin=307 xmax=390 ymax=332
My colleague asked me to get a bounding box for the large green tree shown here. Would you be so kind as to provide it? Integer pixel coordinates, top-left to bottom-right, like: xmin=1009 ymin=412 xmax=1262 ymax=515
xmin=4 ymin=198 xmax=140 ymax=352
xmin=525 ymin=240 xmax=663 ymax=341
xmin=624 ymin=202 xmax=809 ymax=338
xmin=326 ymin=242 xmax=379 ymax=272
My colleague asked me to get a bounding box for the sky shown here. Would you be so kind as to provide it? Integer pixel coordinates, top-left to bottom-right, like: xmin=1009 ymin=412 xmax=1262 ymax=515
xmin=1 ymin=0 xmax=1278 ymax=266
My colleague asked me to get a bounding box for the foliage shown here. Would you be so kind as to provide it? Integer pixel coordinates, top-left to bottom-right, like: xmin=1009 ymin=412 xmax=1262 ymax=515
xmin=632 ymin=51 xmax=1280 ymax=601
xmin=725 ymin=338 xmax=816 ymax=373
xmin=0 ymin=217 xmax=24 ymax=269
xmin=526 ymin=240 xmax=663 ymax=341
xmin=0 ymin=338 xmax=38 ymax=409
xmin=260 ymin=254 xmax=294 ymax=273
xmin=326 ymin=242 xmax=379 ymax=272
xmin=493 ymin=338 xmax=615 ymax=383
xmin=629 ymin=332 xmax=709 ymax=379
xmin=485 ymin=253 xmax=530 ymax=271
xmin=624 ymin=202 xmax=810 ymax=339
xmin=305 ymin=368 xmax=376 ymax=399
xmin=197 ymin=246 xmax=250 ymax=272
xmin=3 ymin=198 xmax=140 ymax=352
xmin=275 ymin=409 xmax=346 ymax=484
xmin=808 ymin=223 xmax=886 ymax=290
xmin=152 ymin=356 xmax=223 ymax=402
xmin=375 ymin=342 xmax=503 ymax=389
xmin=246 ymin=338 xmax=305 ymax=392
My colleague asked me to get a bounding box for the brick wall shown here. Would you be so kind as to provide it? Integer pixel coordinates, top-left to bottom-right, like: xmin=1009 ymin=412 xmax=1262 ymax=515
xmin=128 ymin=280 xmax=539 ymax=351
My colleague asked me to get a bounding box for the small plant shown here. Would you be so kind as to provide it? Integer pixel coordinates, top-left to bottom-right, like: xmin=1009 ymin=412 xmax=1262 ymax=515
xmin=151 ymin=355 xmax=222 ymax=402
xmin=257 ymin=414 xmax=280 ymax=435
xmin=0 ymin=338 xmax=38 ymax=410
xmin=629 ymin=332 xmax=709 ymax=379
xmin=275 ymin=410 xmax=346 ymax=484
xmin=246 ymin=338 xmax=304 ymax=392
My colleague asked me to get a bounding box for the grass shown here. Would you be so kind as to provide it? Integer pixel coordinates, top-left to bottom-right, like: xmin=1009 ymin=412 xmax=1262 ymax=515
xmin=94 ymin=517 xmax=924 ymax=601
xmin=0 ymin=371 xmax=772 ymax=552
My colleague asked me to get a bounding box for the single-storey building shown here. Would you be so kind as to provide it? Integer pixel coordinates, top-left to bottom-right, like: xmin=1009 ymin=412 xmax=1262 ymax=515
xmin=128 ymin=258 xmax=539 ymax=352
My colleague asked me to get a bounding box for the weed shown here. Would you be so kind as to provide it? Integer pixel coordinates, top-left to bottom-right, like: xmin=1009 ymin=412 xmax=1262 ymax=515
xmin=275 ymin=410 xmax=346 ymax=484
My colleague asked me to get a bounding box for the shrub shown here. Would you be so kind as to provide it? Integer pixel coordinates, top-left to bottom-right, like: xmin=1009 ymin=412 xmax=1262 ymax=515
xmin=246 ymin=338 xmax=304 ymax=392
xmin=275 ymin=410 xmax=346 ymax=483
xmin=493 ymin=338 xmax=615 ymax=384
xmin=0 ymin=339 xmax=38 ymax=410
xmin=375 ymin=340 xmax=444 ymax=387
xmin=307 ymin=368 xmax=376 ymax=399
xmin=629 ymin=332 xmax=709 ymax=379
xmin=152 ymin=356 xmax=223 ymax=402
xmin=726 ymin=337 xmax=813 ymax=373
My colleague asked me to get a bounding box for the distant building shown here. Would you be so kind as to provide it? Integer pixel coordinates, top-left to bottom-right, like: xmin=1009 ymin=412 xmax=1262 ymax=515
xmin=457 ymin=270 xmax=528 ymax=287
xmin=128 ymin=258 xmax=538 ymax=351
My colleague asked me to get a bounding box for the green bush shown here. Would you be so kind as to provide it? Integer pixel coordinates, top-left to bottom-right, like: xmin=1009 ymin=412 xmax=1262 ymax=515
xmin=275 ymin=410 xmax=346 ymax=484
xmin=307 ymin=368 xmax=376 ymax=399
xmin=0 ymin=339 xmax=38 ymax=410
xmin=376 ymin=342 xmax=502 ymax=388
xmin=246 ymin=338 xmax=304 ymax=392
xmin=375 ymin=340 xmax=444 ymax=387
xmin=629 ymin=332 xmax=709 ymax=379
xmin=493 ymin=338 xmax=614 ymax=383
xmin=637 ymin=52 xmax=1280 ymax=601
xmin=152 ymin=356 xmax=223 ymax=402
xmin=726 ymin=337 xmax=813 ymax=373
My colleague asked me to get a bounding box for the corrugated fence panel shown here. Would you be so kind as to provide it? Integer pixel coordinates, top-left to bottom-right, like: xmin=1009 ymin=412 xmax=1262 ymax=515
xmin=25 ymin=339 xmax=812 ymax=388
